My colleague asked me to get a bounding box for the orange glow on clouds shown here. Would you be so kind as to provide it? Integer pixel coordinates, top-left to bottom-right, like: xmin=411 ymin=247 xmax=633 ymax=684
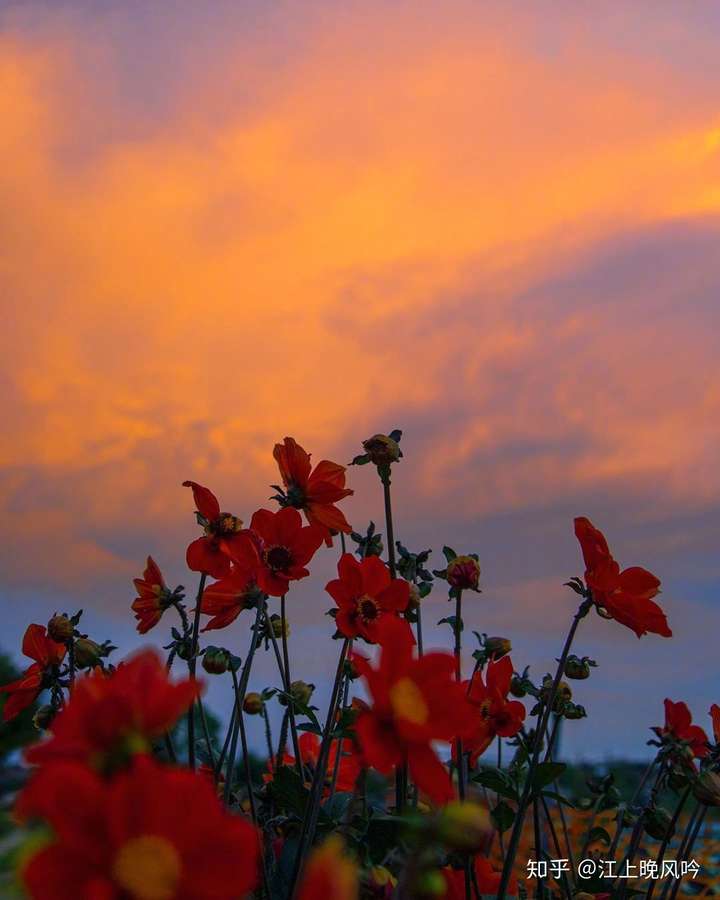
xmin=1 ymin=2 xmax=720 ymax=597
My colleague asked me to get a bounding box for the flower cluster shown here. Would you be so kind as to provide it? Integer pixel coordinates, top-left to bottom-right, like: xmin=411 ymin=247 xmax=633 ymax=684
xmin=3 ymin=433 xmax=710 ymax=900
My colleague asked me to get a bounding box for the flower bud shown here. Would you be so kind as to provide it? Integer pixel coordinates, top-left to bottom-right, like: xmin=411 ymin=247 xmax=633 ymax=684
xmin=73 ymin=637 xmax=103 ymax=669
xmin=564 ymin=655 xmax=592 ymax=680
xmin=693 ymin=771 xmax=720 ymax=807
xmin=668 ymin=767 xmax=690 ymax=792
xmin=269 ymin=614 xmax=289 ymax=639
xmin=644 ymin=806 xmax=674 ymax=841
xmin=446 ymin=555 xmax=481 ymax=591
xmin=406 ymin=583 xmax=421 ymax=611
xmin=280 ymin=680 xmax=314 ymax=707
xmin=485 ymin=636 xmax=512 ymax=659
xmin=48 ymin=615 xmax=74 ymax=643
xmin=32 ymin=704 xmax=56 ymax=731
xmin=435 ymin=802 xmax=491 ymax=852
xmin=362 ymin=434 xmax=401 ymax=466
xmin=243 ymin=692 xmax=264 ymax=715
xmin=563 ymin=702 xmax=587 ymax=720
xmin=509 ymin=674 xmax=527 ymax=698
xmin=202 ymin=647 xmax=231 ymax=675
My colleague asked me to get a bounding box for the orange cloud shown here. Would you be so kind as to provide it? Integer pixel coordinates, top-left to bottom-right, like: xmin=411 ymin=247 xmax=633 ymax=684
xmin=1 ymin=3 xmax=719 ymax=596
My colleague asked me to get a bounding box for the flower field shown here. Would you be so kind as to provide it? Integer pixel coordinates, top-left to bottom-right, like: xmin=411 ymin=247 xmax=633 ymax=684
xmin=1 ymin=432 xmax=718 ymax=899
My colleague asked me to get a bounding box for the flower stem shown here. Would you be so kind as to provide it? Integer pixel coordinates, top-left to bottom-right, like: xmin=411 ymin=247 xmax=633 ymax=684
xmin=223 ymin=602 xmax=263 ymax=806
xmin=290 ymin=637 xmax=350 ymax=898
xmin=415 ymin=600 xmax=424 ymax=657
xmin=262 ymin=704 xmax=275 ymax=771
xmin=380 ymin=470 xmax=397 ymax=578
xmin=496 ymin=597 xmax=591 ymax=899
xmin=267 ymin=597 xmax=304 ymax=779
xmin=187 ymin=571 xmax=207 ymax=770
xmin=646 ymin=785 xmax=691 ymax=900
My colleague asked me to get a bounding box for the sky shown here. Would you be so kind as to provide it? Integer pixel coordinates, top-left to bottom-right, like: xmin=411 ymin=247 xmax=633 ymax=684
xmin=1 ymin=0 xmax=719 ymax=760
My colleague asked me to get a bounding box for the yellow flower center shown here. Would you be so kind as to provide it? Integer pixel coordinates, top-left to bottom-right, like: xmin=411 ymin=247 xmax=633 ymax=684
xmin=113 ymin=834 xmax=181 ymax=900
xmin=389 ymin=677 xmax=429 ymax=726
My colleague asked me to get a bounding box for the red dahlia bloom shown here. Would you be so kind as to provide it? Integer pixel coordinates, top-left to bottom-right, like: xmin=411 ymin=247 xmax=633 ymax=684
xmin=710 ymin=704 xmax=720 ymax=744
xmin=200 ymin=566 xmax=260 ymax=631
xmin=464 ymin=655 xmax=526 ymax=764
xmin=228 ymin=507 xmax=324 ymax=597
xmin=326 ymin=553 xmax=409 ymax=643
xmin=443 ymin=856 xmax=518 ymax=898
xmin=653 ymin=699 xmax=708 ymax=767
xmin=0 ymin=625 xmax=66 ymax=722
xmin=297 ymin=836 xmax=358 ymax=900
xmin=274 ymin=437 xmax=354 ymax=545
xmin=17 ymin=756 xmax=260 ymax=900
xmin=352 ymin=616 xmax=471 ymax=805
xmin=574 ymin=516 xmax=671 ymax=639
xmin=183 ymin=480 xmax=245 ymax=579
xmin=266 ymin=732 xmax=361 ymax=795
xmin=25 ymin=649 xmax=199 ymax=769
xmin=131 ymin=556 xmax=171 ymax=634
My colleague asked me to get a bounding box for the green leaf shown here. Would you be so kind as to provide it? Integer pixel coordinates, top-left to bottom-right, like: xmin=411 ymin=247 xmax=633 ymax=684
xmin=471 ymin=767 xmax=519 ymax=801
xmin=349 ymin=454 xmax=371 ymax=466
xmin=491 ymin=801 xmax=515 ymax=833
xmin=541 ymin=790 xmax=575 ymax=809
xmin=388 ymin=429 xmax=403 ymax=442
xmin=269 ymin=765 xmax=309 ymax=818
xmin=442 ymin=546 xmax=457 ymax=562
xmin=531 ymin=761 xmax=566 ymax=792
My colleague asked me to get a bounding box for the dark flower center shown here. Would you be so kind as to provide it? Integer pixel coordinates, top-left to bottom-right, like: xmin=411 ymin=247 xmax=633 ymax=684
xmin=358 ymin=595 xmax=380 ymax=622
xmin=265 ymin=545 xmax=293 ymax=572
xmin=207 ymin=512 xmax=243 ymax=536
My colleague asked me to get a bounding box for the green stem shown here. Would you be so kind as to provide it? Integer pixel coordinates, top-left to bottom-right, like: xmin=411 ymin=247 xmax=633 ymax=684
xmin=223 ymin=602 xmax=263 ymax=805
xmin=496 ymin=598 xmax=590 ymax=899
xmin=646 ymin=785 xmax=691 ymax=900
xmin=290 ymin=638 xmax=350 ymax=898
xmin=187 ymin=571 xmax=207 ymax=770
xmin=267 ymin=598 xmax=304 ymax=779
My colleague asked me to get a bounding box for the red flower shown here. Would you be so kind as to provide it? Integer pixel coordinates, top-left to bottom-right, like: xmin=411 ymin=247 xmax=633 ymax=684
xmin=574 ymin=517 xmax=671 ymax=639
xmin=131 ymin=556 xmax=171 ymax=635
xmin=464 ymin=656 xmax=526 ymax=764
xmin=17 ymin=755 xmax=260 ymax=899
xmin=273 ymin=437 xmax=354 ymax=545
xmin=297 ymin=836 xmax=358 ymax=900
xmin=25 ymin=649 xmax=198 ymax=769
xmin=710 ymin=704 xmax=720 ymax=744
xmin=265 ymin=732 xmax=361 ymax=795
xmin=228 ymin=507 xmax=324 ymax=597
xmin=326 ymin=554 xmax=409 ymax=643
xmin=199 ymin=566 xmax=260 ymax=631
xmin=443 ymin=856 xmax=518 ymax=898
xmin=352 ymin=616 xmax=471 ymax=805
xmin=653 ymin=699 xmax=708 ymax=766
xmin=182 ymin=480 xmax=245 ymax=579
xmin=0 ymin=625 xmax=66 ymax=722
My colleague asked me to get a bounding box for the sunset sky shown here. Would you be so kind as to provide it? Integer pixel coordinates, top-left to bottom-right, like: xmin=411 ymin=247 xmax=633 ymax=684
xmin=2 ymin=1 xmax=719 ymax=759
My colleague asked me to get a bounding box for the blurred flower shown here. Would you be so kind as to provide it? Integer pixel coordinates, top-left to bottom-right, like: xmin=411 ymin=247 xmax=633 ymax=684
xmin=182 ymin=480 xmax=244 ymax=579
xmin=352 ymin=616 xmax=470 ymax=805
xmin=25 ymin=649 xmax=198 ymax=770
xmin=464 ymin=655 xmax=526 ymax=764
xmin=297 ymin=835 xmax=358 ymax=900
xmin=574 ymin=517 xmax=670 ymax=639
xmin=228 ymin=508 xmax=324 ymax=597
xmin=265 ymin=732 xmax=360 ymax=795
xmin=326 ymin=553 xmax=409 ymax=642
xmin=0 ymin=625 xmax=66 ymax=722
xmin=17 ymin=756 xmax=259 ymax=899
xmin=199 ymin=567 xmax=261 ymax=631
xmin=131 ymin=556 xmax=172 ymax=634
xmin=272 ymin=437 xmax=353 ymax=545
